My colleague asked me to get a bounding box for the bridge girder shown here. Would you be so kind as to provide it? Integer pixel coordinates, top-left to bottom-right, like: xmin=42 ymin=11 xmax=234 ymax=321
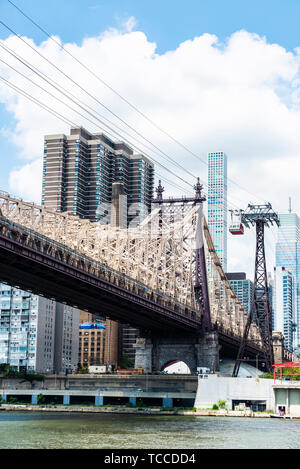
xmin=0 ymin=191 xmax=263 ymax=352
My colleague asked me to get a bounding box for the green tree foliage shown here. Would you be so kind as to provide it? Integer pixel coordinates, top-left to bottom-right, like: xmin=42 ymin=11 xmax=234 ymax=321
xmin=121 ymin=353 xmax=134 ymax=369
xmin=260 ymin=366 xmax=300 ymax=381
xmin=37 ymin=394 xmax=46 ymax=405
xmin=2 ymin=365 xmax=45 ymax=383
xmin=217 ymin=400 xmax=226 ymax=409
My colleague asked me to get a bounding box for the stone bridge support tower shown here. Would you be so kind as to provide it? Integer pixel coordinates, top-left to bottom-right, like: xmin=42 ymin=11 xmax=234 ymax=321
xmin=272 ymin=331 xmax=285 ymax=364
xmin=134 ymin=331 xmax=220 ymax=373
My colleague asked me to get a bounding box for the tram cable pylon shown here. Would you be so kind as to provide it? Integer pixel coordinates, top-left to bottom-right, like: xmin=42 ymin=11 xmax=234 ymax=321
xmin=231 ymin=203 xmax=280 ymax=377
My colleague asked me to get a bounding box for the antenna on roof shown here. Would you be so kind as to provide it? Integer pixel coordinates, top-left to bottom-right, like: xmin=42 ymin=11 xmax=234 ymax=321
xmin=289 ymin=197 xmax=292 ymax=214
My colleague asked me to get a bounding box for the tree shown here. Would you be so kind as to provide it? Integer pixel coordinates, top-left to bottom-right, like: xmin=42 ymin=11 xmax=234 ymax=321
xmin=121 ymin=353 xmax=134 ymax=369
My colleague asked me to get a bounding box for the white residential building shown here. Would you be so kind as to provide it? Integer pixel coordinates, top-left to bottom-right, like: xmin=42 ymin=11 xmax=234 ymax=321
xmin=0 ymin=285 xmax=80 ymax=374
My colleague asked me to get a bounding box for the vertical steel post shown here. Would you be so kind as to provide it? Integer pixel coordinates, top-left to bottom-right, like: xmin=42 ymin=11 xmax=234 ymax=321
xmin=194 ymin=179 xmax=211 ymax=333
xmin=194 ymin=202 xmax=211 ymax=333
xmin=233 ymin=217 xmax=274 ymax=376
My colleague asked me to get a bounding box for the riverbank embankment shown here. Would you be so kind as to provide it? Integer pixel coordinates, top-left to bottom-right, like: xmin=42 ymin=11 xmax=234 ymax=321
xmin=0 ymin=404 xmax=274 ymax=417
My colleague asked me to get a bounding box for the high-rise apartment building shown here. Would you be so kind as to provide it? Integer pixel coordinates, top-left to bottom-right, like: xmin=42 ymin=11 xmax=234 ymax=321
xmin=275 ymin=213 xmax=300 ymax=353
xmin=42 ymin=127 xmax=155 ymax=368
xmin=208 ymin=151 xmax=228 ymax=272
xmin=0 ymin=285 xmax=80 ymax=374
xmin=226 ymin=272 xmax=254 ymax=314
xmin=53 ymin=304 xmax=80 ymax=374
xmin=42 ymin=127 xmax=154 ymax=225
xmin=273 ymin=267 xmax=294 ymax=351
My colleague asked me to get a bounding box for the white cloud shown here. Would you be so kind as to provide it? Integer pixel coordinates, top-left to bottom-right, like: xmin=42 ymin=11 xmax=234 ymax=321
xmin=9 ymin=158 xmax=42 ymax=202
xmin=1 ymin=24 xmax=300 ymax=275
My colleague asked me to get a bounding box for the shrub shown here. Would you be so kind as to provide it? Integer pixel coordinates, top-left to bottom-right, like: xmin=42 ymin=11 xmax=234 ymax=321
xmin=37 ymin=394 xmax=46 ymax=405
xmin=8 ymin=396 xmax=19 ymax=405
xmin=212 ymin=404 xmax=219 ymax=410
xmin=217 ymin=400 xmax=226 ymax=409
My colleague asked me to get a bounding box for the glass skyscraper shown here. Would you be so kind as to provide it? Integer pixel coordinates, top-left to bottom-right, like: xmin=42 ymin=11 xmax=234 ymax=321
xmin=275 ymin=213 xmax=300 ymax=353
xmin=273 ymin=267 xmax=294 ymax=352
xmin=226 ymin=272 xmax=254 ymax=314
xmin=208 ymin=151 xmax=228 ymax=272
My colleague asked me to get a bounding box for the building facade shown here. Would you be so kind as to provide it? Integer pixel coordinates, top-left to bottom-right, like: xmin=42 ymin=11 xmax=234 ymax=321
xmin=42 ymin=127 xmax=155 ymax=368
xmin=226 ymin=272 xmax=254 ymax=314
xmin=208 ymin=151 xmax=228 ymax=272
xmin=275 ymin=213 xmax=300 ymax=353
xmin=78 ymin=320 xmax=106 ymax=368
xmin=42 ymin=127 xmax=154 ymax=225
xmin=273 ymin=267 xmax=294 ymax=352
xmin=0 ymin=284 xmax=80 ymax=374
xmin=53 ymin=304 xmax=80 ymax=374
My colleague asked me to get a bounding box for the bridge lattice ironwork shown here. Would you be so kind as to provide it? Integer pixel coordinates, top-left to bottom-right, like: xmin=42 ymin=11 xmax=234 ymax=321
xmin=0 ymin=190 xmax=262 ymax=347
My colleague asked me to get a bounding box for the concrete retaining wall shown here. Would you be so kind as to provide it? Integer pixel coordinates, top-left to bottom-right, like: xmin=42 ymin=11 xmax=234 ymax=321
xmin=194 ymin=375 xmax=281 ymax=410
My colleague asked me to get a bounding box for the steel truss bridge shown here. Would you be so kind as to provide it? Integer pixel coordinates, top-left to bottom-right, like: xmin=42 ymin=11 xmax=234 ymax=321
xmin=0 ymin=190 xmax=293 ymax=365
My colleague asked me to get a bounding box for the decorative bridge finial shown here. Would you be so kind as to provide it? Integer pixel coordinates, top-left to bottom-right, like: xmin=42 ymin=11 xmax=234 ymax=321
xmin=194 ymin=177 xmax=206 ymax=202
xmin=156 ymin=180 xmax=165 ymax=202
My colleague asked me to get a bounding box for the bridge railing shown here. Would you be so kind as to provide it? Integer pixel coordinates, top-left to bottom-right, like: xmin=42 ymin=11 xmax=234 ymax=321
xmin=0 ymin=216 xmax=199 ymax=323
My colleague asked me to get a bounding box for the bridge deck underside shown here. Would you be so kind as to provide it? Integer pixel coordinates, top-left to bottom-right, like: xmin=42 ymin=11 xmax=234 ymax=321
xmin=0 ymin=233 xmax=200 ymax=334
xmin=218 ymin=332 xmax=266 ymax=363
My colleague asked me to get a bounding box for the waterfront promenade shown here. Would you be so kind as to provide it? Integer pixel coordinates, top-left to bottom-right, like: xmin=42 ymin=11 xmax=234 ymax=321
xmin=0 ymin=373 xmax=197 ymax=409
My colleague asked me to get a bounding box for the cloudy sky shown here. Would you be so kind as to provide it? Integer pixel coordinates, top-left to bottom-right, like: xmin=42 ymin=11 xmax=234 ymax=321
xmin=1 ymin=0 xmax=300 ymax=278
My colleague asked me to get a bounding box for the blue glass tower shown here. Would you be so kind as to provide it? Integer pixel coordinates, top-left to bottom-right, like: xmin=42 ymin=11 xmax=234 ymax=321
xmin=226 ymin=272 xmax=254 ymax=314
xmin=273 ymin=267 xmax=294 ymax=351
xmin=208 ymin=151 xmax=228 ymax=272
xmin=275 ymin=213 xmax=300 ymax=353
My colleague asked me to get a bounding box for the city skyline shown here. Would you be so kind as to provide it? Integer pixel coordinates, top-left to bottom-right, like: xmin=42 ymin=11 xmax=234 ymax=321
xmin=0 ymin=0 xmax=298 ymax=364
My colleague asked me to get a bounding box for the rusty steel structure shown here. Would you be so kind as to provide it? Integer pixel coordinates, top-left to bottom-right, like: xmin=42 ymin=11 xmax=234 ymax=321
xmin=0 ymin=189 xmax=266 ymax=355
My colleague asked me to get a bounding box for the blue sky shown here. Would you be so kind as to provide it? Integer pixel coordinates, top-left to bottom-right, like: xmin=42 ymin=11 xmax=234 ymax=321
xmin=1 ymin=0 xmax=300 ymax=278
xmin=1 ymin=0 xmax=300 ymax=196
xmin=1 ymin=0 xmax=300 ymax=53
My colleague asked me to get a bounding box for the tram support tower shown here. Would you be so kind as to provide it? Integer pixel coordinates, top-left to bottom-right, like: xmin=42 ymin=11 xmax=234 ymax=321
xmin=231 ymin=203 xmax=280 ymax=377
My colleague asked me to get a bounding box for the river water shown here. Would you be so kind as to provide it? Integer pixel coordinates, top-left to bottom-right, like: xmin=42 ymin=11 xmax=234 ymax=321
xmin=0 ymin=411 xmax=299 ymax=449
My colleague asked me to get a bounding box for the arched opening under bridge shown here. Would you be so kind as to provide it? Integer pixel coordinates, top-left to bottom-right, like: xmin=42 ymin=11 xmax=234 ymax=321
xmin=162 ymin=360 xmax=191 ymax=374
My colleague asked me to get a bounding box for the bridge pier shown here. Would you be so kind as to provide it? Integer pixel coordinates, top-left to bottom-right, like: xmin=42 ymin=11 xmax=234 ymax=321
xmin=134 ymin=332 xmax=220 ymax=373
xmin=272 ymin=331 xmax=285 ymax=364
xmin=195 ymin=332 xmax=220 ymax=371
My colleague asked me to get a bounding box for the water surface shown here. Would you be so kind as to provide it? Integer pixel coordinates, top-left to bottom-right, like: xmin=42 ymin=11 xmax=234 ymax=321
xmin=0 ymin=412 xmax=299 ymax=449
